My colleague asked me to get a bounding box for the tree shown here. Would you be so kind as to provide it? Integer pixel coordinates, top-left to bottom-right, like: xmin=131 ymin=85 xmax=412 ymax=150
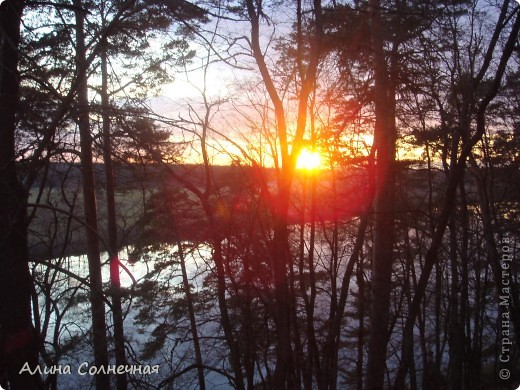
xmin=0 ymin=0 xmax=42 ymax=387
xmin=241 ymin=0 xmax=324 ymax=385
xmin=394 ymin=1 xmax=520 ymax=387
xmin=365 ymin=1 xmax=398 ymax=388
xmin=73 ymin=0 xmax=111 ymax=387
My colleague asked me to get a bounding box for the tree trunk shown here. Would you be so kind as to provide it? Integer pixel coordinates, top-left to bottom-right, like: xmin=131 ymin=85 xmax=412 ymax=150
xmin=0 ymin=2 xmax=43 ymax=387
xmin=271 ymin=193 xmax=295 ymax=389
xmin=365 ymin=0 xmax=397 ymax=388
xmin=213 ymin=241 xmax=245 ymax=389
xmin=176 ymin=239 xmax=206 ymax=390
xmin=356 ymin=255 xmax=365 ymax=390
xmin=447 ymin=214 xmax=463 ymax=389
xmin=74 ymin=1 xmax=110 ymax=388
xmin=100 ymin=31 xmax=127 ymax=390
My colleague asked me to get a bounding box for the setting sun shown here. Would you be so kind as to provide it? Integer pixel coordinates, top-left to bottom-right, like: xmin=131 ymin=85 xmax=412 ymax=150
xmin=296 ymin=148 xmax=323 ymax=171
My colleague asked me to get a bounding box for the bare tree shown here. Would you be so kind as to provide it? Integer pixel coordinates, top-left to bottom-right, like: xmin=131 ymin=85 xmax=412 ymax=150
xmin=394 ymin=1 xmax=520 ymax=386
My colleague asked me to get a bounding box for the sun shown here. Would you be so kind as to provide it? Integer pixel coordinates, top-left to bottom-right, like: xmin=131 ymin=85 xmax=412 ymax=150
xmin=296 ymin=147 xmax=323 ymax=171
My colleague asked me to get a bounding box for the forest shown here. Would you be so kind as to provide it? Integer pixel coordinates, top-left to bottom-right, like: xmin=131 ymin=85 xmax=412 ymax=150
xmin=1 ymin=0 xmax=519 ymax=389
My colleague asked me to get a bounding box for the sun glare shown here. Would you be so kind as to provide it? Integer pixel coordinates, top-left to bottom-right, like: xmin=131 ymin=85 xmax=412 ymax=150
xmin=296 ymin=148 xmax=323 ymax=171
